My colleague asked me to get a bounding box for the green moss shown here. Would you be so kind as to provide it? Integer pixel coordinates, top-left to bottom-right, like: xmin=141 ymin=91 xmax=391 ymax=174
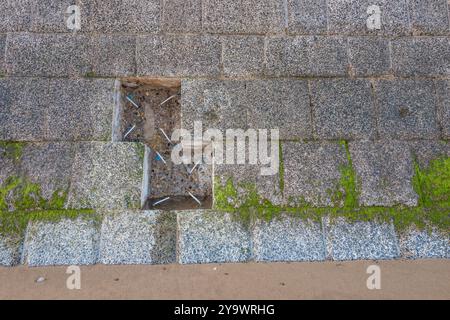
xmin=85 ymin=71 xmax=97 ymax=78
xmin=0 ymin=142 xmax=24 ymax=162
xmin=133 ymin=143 xmax=145 ymax=164
xmin=214 ymin=141 xmax=450 ymax=233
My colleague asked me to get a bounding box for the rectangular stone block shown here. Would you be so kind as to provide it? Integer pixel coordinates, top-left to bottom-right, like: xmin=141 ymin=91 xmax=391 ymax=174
xmin=287 ymin=0 xmax=328 ymax=34
xmin=0 ymin=142 xmax=22 ymax=187
xmin=137 ymin=35 xmax=221 ymax=77
xmin=399 ymin=227 xmax=449 ymax=259
xmin=246 ymin=80 xmax=312 ymax=140
xmin=348 ymin=37 xmax=391 ymax=76
xmin=282 ymin=142 xmax=348 ymax=207
xmin=253 ymin=215 xmax=326 ymax=262
xmin=266 ymin=36 xmax=348 ymax=76
xmin=0 ymin=232 xmax=23 ymax=267
xmin=6 ymin=33 xmax=136 ymax=77
xmin=324 ymin=217 xmax=400 ymax=261
xmin=177 ymin=211 xmax=252 ymax=264
xmin=79 ymin=0 xmax=160 ymax=33
xmin=222 ymin=36 xmax=265 ymax=77
xmin=202 ymin=0 xmax=284 ymax=34
xmin=349 ymin=141 xmax=418 ymax=207
xmin=162 ymin=0 xmax=202 ymax=33
xmin=99 ymin=210 xmax=176 ymax=265
xmin=311 ymin=79 xmax=376 ymax=139
xmin=31 ymin=0 xmax=74 ymax=32
xmin=23 ymin=216 xmax=100 ymax=266
xmin=409 ymin=0 xmax=449 ymax=35
xmin=392 ymin=37 xmax=450 ymax=77
xmin=327 ymin=0 xmax=410 ymax=35
xmin=68 ymin=142 xmax=144 ymax=210
xmin=375 ymin=80 xmax=439 ymax=139
xmin=46 ymin=79 xmax=115 ymax=141
xmin=0 ymin=78 xmax=47 ymax=141
xmin=436 ymin=80 xmax=450 ymax=139
xmin=0 ymin=0 xmax=33 ymax=32
xmin=408 ymin=141 xmax=450 ymax=169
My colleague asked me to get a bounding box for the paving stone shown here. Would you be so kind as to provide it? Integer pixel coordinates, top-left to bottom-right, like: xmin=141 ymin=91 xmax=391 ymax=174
xmin=435 ymin=80 xmax=450 ymax=139
xmin=68 ymin=142 xmax=144 ymax=210
xmin=19 ymin=143 xmax=76 ymax=206
xmin=349 ymin=141 xmax=418 ymax=207
xmin=324 ymin=217 xmax=400 ymax=261
xmin=181 ymin=79 xmax=248 ymax=131
xmin=266 ymin=36 xmax=348 ymax=76
xmin=0 ymin=0 xmax=33 ymax=32
xmin=46 ymin=79 xmax=115 ymax=141
xmin=409 ymin=0 xmax=449 ymax=35
xmin=392 ymin=37 xmax=450 ymax=77
xmin=409 ymin=140 xmax=450 ymax=169
xmin=177 ymin=210 xmax=252 ymax=264
xmin=0 ymin=142 xmax=21 ymax=187
xmin=253 ymin=215 xmax=326 ymax=262
xmin=23 ymin=217 xmax=100 ymax=266
xmin=99 ymin=210 xmax=176 ymax=265
xmin=31 ymin=0 xmax=74 ymax=32
xmin=311 ymin=79 xmax=376 ymax=139
xmin=287 ymin=0 xmax=328 ymax=34
xmin=327 ymin=0 xmax=410 ymax=35
xmin=399 ymin=227 xmax=449 ymax=259
xmin=0 ymin=78 xmax=47 ymax=141
xmin=80 ymin=0 xmax=160 ymax=33
xmin=202 ymin=0 xmax=284 ymax=34
xmin=162 ymin=0 xmax=201 ymax=33
xmin=376 ymin=80 xmax=439 ymax=140
xmin=348 ymin=37 xmax=391 ymax=76
xmin=6 ymin=33 xmax=136 ymax=77
xmin=246 ymin=80 xmax=312 ymax=140
xmin=0 ymin=235 xmax=23 ymax=266
xmin=282 ymin=142 xmax=348 ymax=207
xmin=0 ymin=34 xmax=5 ymax=74
xmin=137 ymin=35 xmax=221 ymax=77
xmin=222 ymin=36 xmax=265 ymax=77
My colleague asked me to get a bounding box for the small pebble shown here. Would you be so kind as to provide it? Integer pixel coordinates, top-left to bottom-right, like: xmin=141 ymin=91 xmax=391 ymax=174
xmin=35 ymin=277 xmax=46 ymax=283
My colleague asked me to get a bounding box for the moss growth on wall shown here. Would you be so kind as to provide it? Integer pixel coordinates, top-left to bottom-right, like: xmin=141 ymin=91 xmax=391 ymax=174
xmin=0 ymin=142 xmax=24 ymax=163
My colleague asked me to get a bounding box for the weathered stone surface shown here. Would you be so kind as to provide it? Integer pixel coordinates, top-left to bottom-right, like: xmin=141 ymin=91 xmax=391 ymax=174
xmin=19 ymin=143 xmax=76 ymax=206
xmin=222 ymin=36 xmax=265 ymax=77
xmin=202 ymin=0 xmax=284 ymax=34
xmin=99 ymin=210 xmax=176 ymax=265
xmin=376 ymin=80 xmax=439 ymax=140
xmin=435 ymin=80 xmax=450 ymax=139
xmin=253 ymin=215 xmax=326 ymax=262
xmin=0 ymin=143 xmax=21 ymax=187
xmin=266 ymin=36 xmax=348 ymax=76
xmin=6 ymin=33 xmax=136 ymax=77
xmin=31 ymin=0 xmax=74 ymax=32
xmin=324 ymin=217 xmax=400 ymax=261
xmin=137 ymin=35 xmax=221 ymax=77
xmin=409 ymin=140 xmax=450 ymax=169
xmin=0 ymin=235 xmax=23 ymax=267
xmin=80 ymin=0 xmax=160 ymax=33
xmin=283 ymin=142 xmax=348 ymax=206
xmin=409 ymin=0 xmax=449 ymax=35
xmin=0 ymin=0 xmax=33 ymax=32
xmin=46 ymin=79 xmax=115 ymax=141
xmin=246 ymin=80 xmax=312 ymax=139
xmin=348 ymin=37 xmax=391 ymax=76
xmin=392 ymin=37 xmax=450 ymax=77
xmin=0 ymin=34 xmax=5 ymax=74
xmin=163 ymin=0 xmax=202 ymax=33
xmin=327 ymin=0 xmax=410 ymax=35
xmin=177 ymin=210 xmax=252 ymax=264
xmin=399 ymin=227 xmax=449 ymax=259
xmin=0 ymin=78 xmax=47 ymax=141
xmin=349 ymin=141 xmax=418 ymax=207
xmin=181 ymin=79 xmax=248 ymax=131
xmin=68 ymin=142 xmax=144 ymax=210
xmin=311 ymin=79 xmax=375 ymax=139
xmin=287 ymin=0 xmax=328 ymax=34
xmin=23 ymin=217 xmax=100 ymax=266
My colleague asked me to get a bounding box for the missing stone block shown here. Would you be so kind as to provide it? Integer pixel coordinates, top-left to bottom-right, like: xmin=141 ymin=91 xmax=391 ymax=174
xmin=115 ymin=78 xmax=212 ymax=210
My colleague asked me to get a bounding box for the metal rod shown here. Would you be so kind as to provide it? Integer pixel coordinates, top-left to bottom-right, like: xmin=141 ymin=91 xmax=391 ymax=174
xmin=123 ymin=124 xmax=136 ymax=139
xmin=188 ymin=192 xmax=202 ymax=206
xmin=189 ymin=160 xmax=201 ymax=175
xmin=159 ymin=128 xmax=172 ymax=144
xmin=159 ymin=94 xmax=179 ymax=107
xmin=126 ymin=96 xmax=140 ymax=109
xmin=155 ymin=151 xmax=167 ymax=165
xmin=153 ymin=197 xmax=170 ymax=206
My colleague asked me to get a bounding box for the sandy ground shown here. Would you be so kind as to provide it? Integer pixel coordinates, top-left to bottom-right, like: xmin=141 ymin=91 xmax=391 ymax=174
xmin=0 ymin=260 xmax=449 ymax=300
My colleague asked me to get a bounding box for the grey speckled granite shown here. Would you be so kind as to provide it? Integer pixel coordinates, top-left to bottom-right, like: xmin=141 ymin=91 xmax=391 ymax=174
xmin=0 ymin=234 xmax=23 ymax=267
xmin=177 ymin=210 xmax=252 ymax=264
xmin=23 ymin=217 xmax=100 ymax=266
xmin=253 ymin=215 xmax=326 ymax=262
xmin=324 ymin=217 xmax=400 ymax=261
xmin=99 ymin=210 xmax=176 ymax=265
xmin=399 ymin=228 xmax=449 ymax=259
